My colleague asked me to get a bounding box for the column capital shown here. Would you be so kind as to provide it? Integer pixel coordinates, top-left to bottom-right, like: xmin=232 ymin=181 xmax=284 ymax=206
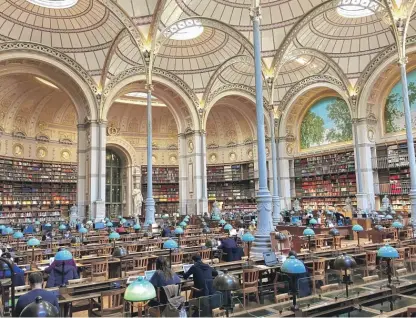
xmin=398 ymin=56 xmax=408 ymax=66
xmin=145 ymin=83 xmax=154 ymax=91
xmin=250 ymin=6 xmax=261 ymax=21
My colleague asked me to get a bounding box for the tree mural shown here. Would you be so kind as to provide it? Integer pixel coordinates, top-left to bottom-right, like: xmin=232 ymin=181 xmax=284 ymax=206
xmin=385 ymin=71 xmax=416 ymax=133
xmin=300 ymin=97 xmax=352 ymax=149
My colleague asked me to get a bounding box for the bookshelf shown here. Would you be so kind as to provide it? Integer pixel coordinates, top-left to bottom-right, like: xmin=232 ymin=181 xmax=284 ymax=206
xmin=375 ymin=143 xmax=413 ymax=212
xmin=207 ymin=163 xmax=257 ymax=213
xmin=294 ymin=150 xmax=357 ymax=209
xmin=0 ymin=209 xmax=65 ymax=225
xmin=0 ymin=156 xmax=76 ymax=223
xmin=141 ymin=166 xmax=179 ymax=214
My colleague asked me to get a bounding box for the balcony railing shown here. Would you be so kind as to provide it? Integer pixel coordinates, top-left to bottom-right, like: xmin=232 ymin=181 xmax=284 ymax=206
xmin=374 ymin=182 xmax=410 ymax=195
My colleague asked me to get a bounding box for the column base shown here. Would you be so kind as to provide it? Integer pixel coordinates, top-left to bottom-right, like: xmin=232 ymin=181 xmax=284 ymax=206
xmin=272 ymin=195 xmax=281 ymax=226
xmin=409 ymin=190 xmax=416 ymax=233
xmin=145 ymin=197 xmax=156 ymax=226
xmin=94 ymin=200 xmax=105 ymax=221
xmin=252 ymin=189 xmax=273 ymax=254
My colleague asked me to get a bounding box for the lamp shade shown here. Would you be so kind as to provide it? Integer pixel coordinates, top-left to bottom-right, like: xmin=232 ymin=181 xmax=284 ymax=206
xmin=275 ymin=232 xmax=287 ymax=241
xmin=329 ymin=228 xmax=340 ymax=236
xmin=20 ymin=296 xmax=59 ymax=317
xmin=392 ymin=221 xmax=404 ymax=229
xmin=112 ymin=246 xmax=128 ymax=258
xmin=3 ymin=227 xmax=13 ymax=235
xmin=124 ymin=277 xmax=156 ymax=302
xmin=86 ymin=220 xmax=93 ymax=226
xmin=184 ymin=216 xmax=190 ymax=221
xmin=333 ymin=253 xmax=357 ymax=270
xmin=377 ymin=244 xmax=399 ymax=259
xmin=106 ymin=221 xmax=114 ymax=227
xmin=79 ymin=227 xmax=88 ymax=234
xmin=179 ymin=221 xmax=187 ymax=227
xmin=205 ymin=239 xmax=217 ymax=248
xmin=174 ymin=227 xmax=184 ymax=235
xmin=352 ymin=224 xmax=364 ymax=232
xmin=309 ymin=218 xmax=317 ymax=225
xmin=163 ymin=239 xmax=178 ymax=249
xmin=202 ymin=227 xmax=211 ymax=234
xmin=241 ymin=232 xmax=255 ymax=242
xmin=303 ymin=228 xmax=315 ymax=236
xmin=58 ymin=224 xmax=66 ymax=231
xmin=213 ymin=270 xmax=240 ymax=291
xmin=201 ymin=221 xmax=207 ymax=227
xmin=133 ymin=224 xmax=141 ymax=230
xmin=34 ymin=221 xmax=40 ymax=226
xmin=219 ymin=219 xmax=226 ymax=225
xmin=281 ymin=256 xmax=307 ymax=274
xmin=45 ymin=223 xmax=52 ymax=227
xmin=104 ymin=217 xmax=109 ymax=222
xmin=224 ymin=224 xmax=233 ymax=231
xmin=109 ymin=232 xmax=120 ymax=240
xmin=161 ymin=214 xmax=169 ymax=219
xmin=121 ymin=218 xmax=127 ymax=224
xmin=55 ymin=250 xmax=73 ymax=261
xmin=13 ymin=231 xmax=23 ymax=239
xmin=27 ymin=237 xmax=40 ymax=247
xmin=212 ymin=215 xmax=221 ymax=221
xmin=385 ymin=215 xmax=393 ymax=220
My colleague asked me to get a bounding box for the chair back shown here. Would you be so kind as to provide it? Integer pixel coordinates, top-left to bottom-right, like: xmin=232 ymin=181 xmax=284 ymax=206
xmin=409 ymin=245 xmax=416 ymax=256
xmin=133 ymin=257 xmax=148 ymax=270
xmin=366 ymin=251 xmax=377 ymax=265
xmin=15 ymin=285 xmax=31 ymax=293
xmin=68 ymin=278 xmax=92 ymax=286
xmin=275 ymin=293 xmax=290 ymax=303
xmin=28 ymin=251 xmax=43 ymax=263
xmin=171 ymin=253 xmax=183 ymax=265
xmin=397 ymin=248 xmax=406 ymax=260
xmin=313 ymin=258 xmax=326 ymax=275
xmin=98 ymin=246 xmax=112 ymax=256
xmin=242 ymin=268 xmax=259 ymax=289
xmin=315 ymin=238 xmax=324 ymax=249
xmin=126 ymin=245 xmax=138 ymax=253
xmin=99 ymin=288 xmax=125 ymax=316
xmin=91 ymin=261 xmax=108 ymax=281
xmin=200 ymin=249 xmax=210 ymax=260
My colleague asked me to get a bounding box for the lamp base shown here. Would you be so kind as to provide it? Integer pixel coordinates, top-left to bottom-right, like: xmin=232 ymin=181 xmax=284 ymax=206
xmin=290 ymin=304 xmax=300 ymax=312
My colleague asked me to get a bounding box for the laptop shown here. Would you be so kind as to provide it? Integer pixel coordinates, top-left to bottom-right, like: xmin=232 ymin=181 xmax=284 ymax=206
xmin=144 ymin=270 xmax=156 ymax=281
xmin=183 ymin=264 xmax=193 ymax=278
xmin=263 ymin=251 xmax=278 ymax=267
xmin=127 ymin=275 xmax=140 ymax=284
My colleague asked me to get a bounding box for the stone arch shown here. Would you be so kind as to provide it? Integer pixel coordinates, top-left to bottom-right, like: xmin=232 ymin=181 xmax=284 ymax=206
xmin=102 ymin=67 xmax=200 ymax=133
xmin=106 ymin=136 xmax=138 ymax=166
xmin=0 ymin=43 xmax=99 ymax=122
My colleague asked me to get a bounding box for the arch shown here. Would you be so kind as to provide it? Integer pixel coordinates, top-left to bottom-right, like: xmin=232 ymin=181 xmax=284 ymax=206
xmin=203 ymin=89 xmax=271 ymax=137
xmin=357 ymin=36 xmax=416 ymax=119
xmin=106 ymin=136 xmax=138 ymax=166
xmin=279 ymin=82 xmax=352 ymax=139
xmin=0 ymin=42 xmax=99 ymax=121
xmin=150 ymin=16 xmax=269 ymax=81
xmin=102 ymin=67 xmax=199 ymax=133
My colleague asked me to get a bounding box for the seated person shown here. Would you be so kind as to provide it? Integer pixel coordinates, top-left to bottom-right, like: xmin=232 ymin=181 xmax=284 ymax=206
xmin=183 ymin=254 xmax=218 ymax=297
xmin=115 ymin=224 xmax=126 ymax=234
xmin=0 ymin=252 xmax=25 ymax=286
xmin=23 ymin=224 xmax=34 ymax=235
xmin=161 ymin=224 xmax=171 ymax=237
xmin=218 ymin=237 xmax=237 ymax=250
xmin=219 ymin=237 xmax=243 ymax=262
xmin=15 ymin=272 xmax=59 ymax=317
xmin=63 ymin=230 xmax=72 ymax=239
xmin=149 ymin=256 xmax=181 ymax=288
xmin=42 ymin=231 xmax=52 ymax=241
xmin=45 ymin=250 xmax=78 ymax=287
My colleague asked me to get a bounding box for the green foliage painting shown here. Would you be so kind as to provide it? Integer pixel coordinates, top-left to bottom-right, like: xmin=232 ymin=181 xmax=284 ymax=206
xmin=300 ymin=97 xmax=352 ymax=149
xmin=384 ymin=71 xmax=416 ymax=133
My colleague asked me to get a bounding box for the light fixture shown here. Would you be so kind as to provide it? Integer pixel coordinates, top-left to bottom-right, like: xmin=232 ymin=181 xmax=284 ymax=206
xmin=377 ymin=244 xmax=399 ymax=287
xmin=335 ymin=0 xmax=381 ymax=18
xmin=303 ymin=227 xmax=315 ymax=252
xmin=26 ymin=0 xmax=78 ymax=9
xmin=281 ymin=256 xmax=306 ymax=311
xmin=20 ymin=296 xmax=59 ymax=317
xmin=124 ymin=276 xmax=156 ymax=303
xmin=213 ymin=270 xmax=240 ymax=316
xmin=242 ymin=231 xmax=255 ymax=262
xmin=109 ymin=231 xmax=120 ymax=249
xmin=79 ymin=227 xmax=88 ymax=243
xmin=35 ymin=76 xmax=59 ymax=89
xmin=333 ymin=253 xmax=357 ymax=298
xmin=168 ymin=20 xmax=204 ymax=41
xmin=392 ymin=221 xmax=404 ymax=242
xmin=352 ymin=224 xmax=364 ymax=246
xmin=163 ymin=239 xmax=178 ymax=268
xmin=27 ymin=237 xmax=40 ymax=270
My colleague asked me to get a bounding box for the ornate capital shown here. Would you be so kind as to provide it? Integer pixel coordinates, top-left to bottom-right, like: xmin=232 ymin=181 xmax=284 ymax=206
xmin=145 ymin=84 xmax=154 ymax=91
xmin=398 ymin=55 xmax=408 ymax=66
xmin=266 ymin=76 xmax=274 ymax=89
xmin=250 ymin=6 xmax=262 ymax=21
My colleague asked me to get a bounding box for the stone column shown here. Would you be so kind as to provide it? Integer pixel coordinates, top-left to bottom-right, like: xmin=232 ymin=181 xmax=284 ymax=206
xmin=77 ymin=120 xmax=106 ymax=221
xmin=277 ymin=137 xmax=292 ymax=210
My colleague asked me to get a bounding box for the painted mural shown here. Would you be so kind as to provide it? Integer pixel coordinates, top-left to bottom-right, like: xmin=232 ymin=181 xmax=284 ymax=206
xmin=300 ymin=97 xmax=352 ymax=149
xmin=384 ymin=70 xmax=416 ymax=134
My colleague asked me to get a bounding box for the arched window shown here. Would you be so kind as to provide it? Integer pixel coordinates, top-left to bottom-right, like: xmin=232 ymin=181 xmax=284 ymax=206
xmin=105 ymin=149 xmax=122 ymax=217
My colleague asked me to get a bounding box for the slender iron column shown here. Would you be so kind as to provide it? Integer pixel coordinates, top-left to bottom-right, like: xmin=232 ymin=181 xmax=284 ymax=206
xmin=251 ymin=3 xmax=273 ymax=253
xmin=270 ymin=110 xmax=281 ymax=225
xmin=145 ymin=84 xmax=156 ymax=225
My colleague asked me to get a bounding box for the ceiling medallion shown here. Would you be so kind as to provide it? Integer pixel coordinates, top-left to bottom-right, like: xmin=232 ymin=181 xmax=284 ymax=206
xmin=334 ymin=0 xmax=381 ymax=18
xmin=26 ymin=0 xmax=78 ymax=9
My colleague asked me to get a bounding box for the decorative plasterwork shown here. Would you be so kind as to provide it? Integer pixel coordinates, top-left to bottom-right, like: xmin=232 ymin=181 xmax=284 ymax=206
xmin=107 ymin=136 xmax=139 ymax=166
xmin=280 ymin=74 xmax=347 ymax=111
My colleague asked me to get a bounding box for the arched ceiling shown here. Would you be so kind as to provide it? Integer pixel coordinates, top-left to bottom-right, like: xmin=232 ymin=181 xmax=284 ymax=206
xmin=0 ymin=0 xmax=414 ymax=114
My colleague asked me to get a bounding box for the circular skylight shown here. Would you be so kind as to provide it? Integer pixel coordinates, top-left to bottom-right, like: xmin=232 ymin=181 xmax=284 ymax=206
xmin=167 ymin=19 xmax=204 ymax=41
xmin=26 ymin=0 xmax=78 ymax=9
xmin=336 ymin=0 xmax=380 ymax=18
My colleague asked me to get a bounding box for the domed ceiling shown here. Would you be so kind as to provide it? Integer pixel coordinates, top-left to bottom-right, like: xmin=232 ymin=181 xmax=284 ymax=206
xmin=0 ymin=0 xmax=414 ymax=113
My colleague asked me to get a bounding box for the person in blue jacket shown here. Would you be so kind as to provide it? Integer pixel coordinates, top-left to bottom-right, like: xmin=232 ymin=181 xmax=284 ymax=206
xmin=0 ymin=252 xmax=25 ymax=286
xmin=183 ymin=254 xmax=218 ymax=298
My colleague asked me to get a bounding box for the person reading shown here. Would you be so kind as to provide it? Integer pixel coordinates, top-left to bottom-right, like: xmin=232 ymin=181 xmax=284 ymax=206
xmin=15 ymin=272 xmax=59 ymax=317
xmin=183 ymin=254 xmax=218 ymax=298
xmin=149 ymin=256 xmax=181 ymax=288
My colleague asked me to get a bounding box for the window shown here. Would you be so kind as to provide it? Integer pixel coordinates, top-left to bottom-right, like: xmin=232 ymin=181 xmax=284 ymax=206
xmin=26 ymin=0 xmax=78 ymax=9
xmin=106 ymin=150 xmax=122 ymax=217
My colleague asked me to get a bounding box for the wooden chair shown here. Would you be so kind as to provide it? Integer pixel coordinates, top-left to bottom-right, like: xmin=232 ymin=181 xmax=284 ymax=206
xmin=200 ymin=249 xmax=210 ymax=260
xmin=98 ymin=246 xmax=112 ymax=256
xmin=91 ymin=261 xmax=108 ymax=281
xmin=362 ymin=275 xmax=379 ymax=283
xmin=98 ymin=237 xmax=109 ymax=244
xmin=394 ymin=248 xmax=406 ymax=272
xmin=132 ymin=257 xmax=148 ymax=271
xmin=333 ymin=236 xmax=342 ymax=249
xmin=15 ymin=285 xmax=31 ymax=293
xmin=68 ymin=278 xmax=93 ymax=314
xmin=242 ymin=268 xmax=259 ymax=308
xmin=275 ymin=293 xmax=290 ymax=303
xmin=365 ymin=251 xmax=377 ymax=277
xmin=318 ymin=283 xmax=339 ymax=294
xmin=70 ymin=248 xmax=81 ymax=259
xmin=126 ymin=245 xmax=138 ymax=253
xmin=89 ymin=288 xmax=125 ymax=317
xmin=311 ymin=258 xmax=326 ymax=294
xmin=27 ymin=251 xmax=43 ymax=263
xmin=125 ymin=270 xmax=144 ymax=277
xmin=315 ymin=238 xmax=325 ymax=250
xmin=171 ymin=253 xmax=183 ymax=265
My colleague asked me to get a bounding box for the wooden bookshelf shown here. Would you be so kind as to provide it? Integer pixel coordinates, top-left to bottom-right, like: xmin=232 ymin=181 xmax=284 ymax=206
xmin=294 ymin=150 xmax=357 ymax=209
xmin=207 ymin=163 xmax=256 ymax=213
xmin=375 ymin=143 xmax=413 ymax=212
xmin=141 ymin=166 xmax=179 ymax=214
xmin=0 ymin=209 xmax=65 ymax=225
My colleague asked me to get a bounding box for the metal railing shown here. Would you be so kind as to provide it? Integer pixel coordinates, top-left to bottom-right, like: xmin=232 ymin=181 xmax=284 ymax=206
xmin=374 ymin=182 xmax=411 ymax=195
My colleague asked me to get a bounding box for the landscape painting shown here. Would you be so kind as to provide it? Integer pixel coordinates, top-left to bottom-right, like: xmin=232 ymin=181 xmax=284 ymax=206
xmin=300 ymin=97 xmax=352 ymax=149
xmin=385 ymin=70 xmax=416 ymax=133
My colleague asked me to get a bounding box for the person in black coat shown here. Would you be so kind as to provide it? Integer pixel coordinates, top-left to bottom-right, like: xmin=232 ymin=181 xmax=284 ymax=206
xmin=161 ymin=224 xmax=172 ymax=237
xmin=183 ymin=254 xmax=218 ymax=298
